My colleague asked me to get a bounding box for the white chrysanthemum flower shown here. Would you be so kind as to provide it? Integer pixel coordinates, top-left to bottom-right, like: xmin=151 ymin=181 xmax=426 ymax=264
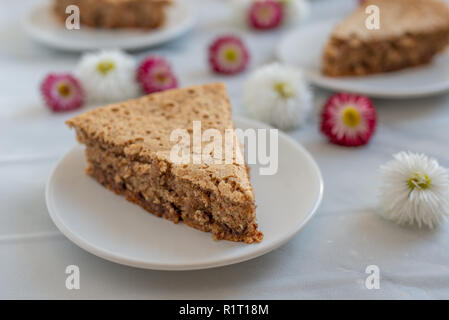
xmin=75 ymin=50 xmax=140 ymax=103
xmin=379 ymin=151 xmax=449 ymax=228
xmin=230 ymin=0 xmax=309 ymax=27
xmin=243 ymin=62 xmax=313 ymax=130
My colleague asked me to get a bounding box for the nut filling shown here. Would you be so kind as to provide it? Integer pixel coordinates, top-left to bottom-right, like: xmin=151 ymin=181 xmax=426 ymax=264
xmin=85 ymin=145 xmax=262 ymax=243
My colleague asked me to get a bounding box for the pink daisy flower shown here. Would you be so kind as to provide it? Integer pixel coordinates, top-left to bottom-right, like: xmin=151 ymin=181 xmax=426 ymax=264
xmin=137 ymin=56 xmax=178 ymax=94
xmin=208 ymin=35 xmax=250 ymax=75
xmin=320 ymin=93 xmax=377 ymax=147
xmin=248 ymin=0 xmax=284 ymax=30
xmin=40 ymin=73 xmax=84 ymax=112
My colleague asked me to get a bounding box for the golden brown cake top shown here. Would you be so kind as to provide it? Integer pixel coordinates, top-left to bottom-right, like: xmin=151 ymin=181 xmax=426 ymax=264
xmin=332 ymin=0 xmax=449 ymax=40
xmin=66 ymin=83 xmax=254 ymax=203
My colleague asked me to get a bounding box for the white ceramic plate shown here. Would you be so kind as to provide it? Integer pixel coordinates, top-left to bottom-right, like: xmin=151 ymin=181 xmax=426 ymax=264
xmin=277 ymin=20 xmax=449 ymax=98
xmin=24 ymin=1 xmax=195 ymax=51
xmin=46 ymin=117 xmax=323 ymax=270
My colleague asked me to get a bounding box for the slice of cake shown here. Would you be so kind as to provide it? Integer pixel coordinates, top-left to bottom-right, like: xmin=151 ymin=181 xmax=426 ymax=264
xmin=66 ymin=83 xmax=263 ymax=243
xmin=322 ymin=0 xmax=449 ymax=77
xmin=53 ymin=0 xmax=172 ymax=30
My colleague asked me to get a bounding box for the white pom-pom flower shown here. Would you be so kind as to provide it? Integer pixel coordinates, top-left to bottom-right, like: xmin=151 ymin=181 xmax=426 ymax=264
xmin=379 ymin=151 xmax=449 ymax=228
xmin=76 ymin=50 xmax=140 ymax=103
xmin=242 ymin=62 xmax=313 ymax=130
xmin=230 ymin=0 xmax=309 ymax=27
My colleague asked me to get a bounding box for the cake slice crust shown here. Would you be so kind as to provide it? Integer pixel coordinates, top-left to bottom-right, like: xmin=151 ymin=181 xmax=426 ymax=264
xmin=66 ymin=83 xmax=263 ymax=243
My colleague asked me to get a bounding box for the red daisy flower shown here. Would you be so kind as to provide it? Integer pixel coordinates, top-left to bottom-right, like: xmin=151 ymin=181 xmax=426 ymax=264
xmin=248 ymin=0 xmax=284 ymax=30
xmin=320 ymin=93 xmax=377 ymax=147
xmin=137 ymin=56 xmax=178 ymax=94
xmin=208 ymin=35 xmax=250 ymax=75
xmin=40 ymin=73 xmax=84 ymax=112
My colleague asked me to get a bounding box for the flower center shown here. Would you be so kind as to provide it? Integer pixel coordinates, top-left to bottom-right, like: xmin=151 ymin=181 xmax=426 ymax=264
xmin=225 ymin=49 xmax=238 ymax=62
xmin=155 ymin=71 xmax=172 ymax=85
xmin=156 ymin=73 xmax=166 ymax=83
xmin=342 ymin=106 xmax=361 ymax=127
xmin=96 ymin=60 xmax=116 ymax=75
xmin=407 ymin=172 xmax=431 ymax=190
xmin=57 ymin=83 xmax=71 ymax=97
xmin=274 ymin=82 xmax=294 ymax=99
xmin=257 ymin=6 xmax=272 ymax=22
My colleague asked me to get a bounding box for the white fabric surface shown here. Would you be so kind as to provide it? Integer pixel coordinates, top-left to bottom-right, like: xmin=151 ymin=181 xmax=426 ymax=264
xmin=1 ymin=0 xmax=449 ymax=299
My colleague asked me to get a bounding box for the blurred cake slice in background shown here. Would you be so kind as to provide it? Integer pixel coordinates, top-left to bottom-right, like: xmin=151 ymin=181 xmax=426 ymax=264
xmin=322 ymin=0 xmax=449 ymax=77
xmin=53 ymin=0 xmax=172 ymax=30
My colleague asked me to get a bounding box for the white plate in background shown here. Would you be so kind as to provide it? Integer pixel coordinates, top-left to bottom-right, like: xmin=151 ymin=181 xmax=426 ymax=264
xmin=277 ymin=20 xmax=449 ymax=98
xmin=24 ymin=1 xmax=195 ymax=51
xmin=46 ymin=117 xmax=323 ymax=270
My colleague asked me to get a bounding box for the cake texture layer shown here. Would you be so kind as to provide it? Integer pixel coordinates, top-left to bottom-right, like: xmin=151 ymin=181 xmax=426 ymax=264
xmin=53 ymin=0 xmax=172 ymax=30
xmin=66 ymin=83 xmax=263 ymax=243
xmin=322 ymin=0 xmax=449 ymax=77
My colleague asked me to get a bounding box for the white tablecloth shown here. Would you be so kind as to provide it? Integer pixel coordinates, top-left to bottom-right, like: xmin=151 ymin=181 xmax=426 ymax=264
xmin=1 ymin=0 xmax=449 ymax=299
